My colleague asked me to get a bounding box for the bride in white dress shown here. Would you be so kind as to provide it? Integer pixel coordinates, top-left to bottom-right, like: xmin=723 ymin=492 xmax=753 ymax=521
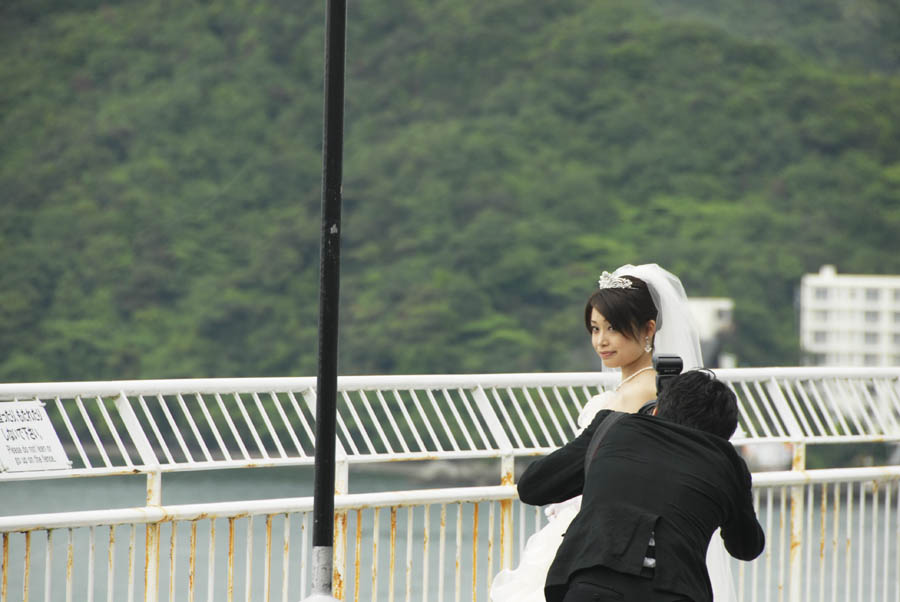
xmin=490 ymin=263 xmax=738 ymax=602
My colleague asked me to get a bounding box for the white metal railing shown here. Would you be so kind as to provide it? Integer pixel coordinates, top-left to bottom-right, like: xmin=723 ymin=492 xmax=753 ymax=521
xmin=1 ymin=368 xmax=899 ymax=601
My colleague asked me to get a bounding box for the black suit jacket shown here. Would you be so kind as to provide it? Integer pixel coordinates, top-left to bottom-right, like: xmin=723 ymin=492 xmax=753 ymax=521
xmin=518 ymin=410 xmax=764 ymax=602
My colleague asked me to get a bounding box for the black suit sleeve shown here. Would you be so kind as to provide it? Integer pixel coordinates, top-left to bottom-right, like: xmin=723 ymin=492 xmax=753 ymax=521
xmin=720 ymin=458 xmax=766 ymax=561
xmin=516 ymin=410 xmax=613 ymax=506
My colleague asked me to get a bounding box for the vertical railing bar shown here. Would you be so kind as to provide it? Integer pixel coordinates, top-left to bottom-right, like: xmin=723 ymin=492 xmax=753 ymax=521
xmin=389 ymin=507 xmax=397 ymax=602
xmin=340 ymin=391 xmax=375 ymax=455
xmin=797 ymin=380 xmax=839 ymax=436
xmin=300 ymin=514 xmax=309 ymax=598
xmin=245 ymin=516 xmax=254 ymax=602
xmin=778 ymin=485 xmax=787 ymax=602
xmin=856 ymin=480 xmax=865 ymax=602
xmin=268 ymin=392 xmax=303 ymax=456
xmin=517 ymin=502 xmax=525 ymax=556
xmin=214 ymin=393 xmax=251 ymax=460
xmin=170 ymin=523 xmax=178 ymax=602
xmin=489 ymin=389 xmax=524 ymax=449
xmin=405 ymin=507 xmax=413 ymax=602
xmin=233 ymin=392 xmax=269 ymax=459
xmin=804 ymin=483 xmax=813 ymax=602
xmin=371 ymin=508 xmax=380 ymax=602
xmin=518 ymin=387 xmax=554 ymax=446
xmin=456 ymin=388 xmax=490 ymax=449
xmin=281 ymin=514 xmax=290 ymax=602
xmin=251 ymin=393 xmax=286 ymax=458
xmin=551 ymin=386 xmax=578 ymax=435
xmin=764 ymin=488 xmax=773 ymax=601
xmin=440 ymin=389 xmax=476 ymax=450
xmin=23 ymin=531 xmax=30 ymax=602
xmin=1 ymin=532 xmax=8 ymax=602
xmin=870 ymin=483 xmax=879 ymax=602
xmin=454 ymin=503 xmax=462 ymax=602
xmin=359 ymin=390 xmax=395 ymax=453
xmin=422 ymin=505 xmax=430 ymax=602
xmin=137 ymin=395 xmax=176 ymax=465
xmin=844 ymin=483 xmax=853 ymax=602
xmin=487 ymin=501 xmax=495 ymax=593
xmin=176 ymin=393 xmax=213 ymax=462
xmin=286 ymin=391 xmax=317 ymax=451
xmin=189 ymin=522 xmax=197 ymax=602
xmin=264 ymin=515 xmax=273 ymax=602
xmin=66 ymin=528 xmax=74 ymax=602
xmin=107 ymin=526 xmax=116 ymax=602
xmin=227 ymin=519 xmax=235 ymax=602
xmin=504 ymin=388 xmax=540 ymax=448
xmin=882 ymin=484 xmax=891 ymax=602
xmin=127 ymin=525 xmax=135 ymax=602
xmin=54 ymin=397 xmax=92 ymax=468
xmin=425 ymin=390 xmax=461 ymax=452
xmin=471 ymin=504 xmax=479 ymax=602
xmin=207 ymin=520 xmax=217 ymax=602
xmin=894 ymin=481 xmax=899 ymax=602
xmin=532 ymin=387 xmax=567 ymax=445
xmin=94 ymin=395 xmax=134 ymax=466
xmin=156 ymin=394 xmax=195 ymax=462
xmin=818 ymin=484 xmax=826 ymax=602
xmin=438 ymin=505 xmax=446 ymax=602
xmin=375 ymin=390 xmax=410 ymax=454
xmin=408 ymin=390 xmax=442 ymax=452
xmin=831 ymin=483 xmax=839 ymax=602
xmin=751 ymin=489 xmax=760 ymax=602
xmin=195 ymin=394 xmax=232 ymax=461
xmin=45 ymin=530 xmax=53 ymax=602
xmin=354 ymin=509 xmax=362 ymax=602
xmin=392 ymin=390 xmax=427 ymax=452
xmin=87 ymin=526 xmax=95 ymax=602
xmin=76 ymin=395 xmax=113 ymax=467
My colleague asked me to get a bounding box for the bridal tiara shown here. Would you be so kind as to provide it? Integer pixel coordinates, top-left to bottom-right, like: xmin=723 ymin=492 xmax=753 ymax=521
xmin=597 ymin=271 xmax=633 ymax=290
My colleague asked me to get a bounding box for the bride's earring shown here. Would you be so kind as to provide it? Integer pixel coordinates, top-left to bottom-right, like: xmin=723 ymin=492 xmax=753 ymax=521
xmin=644 ymin=337 xmax=652 ymax=353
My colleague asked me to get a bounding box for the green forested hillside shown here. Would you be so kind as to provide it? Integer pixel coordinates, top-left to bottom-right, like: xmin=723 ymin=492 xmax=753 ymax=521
xmin=1 ymin=0 xmax=899 ymax=381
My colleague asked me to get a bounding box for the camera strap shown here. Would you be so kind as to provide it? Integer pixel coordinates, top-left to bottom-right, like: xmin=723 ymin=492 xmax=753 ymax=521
xmin=584 ymin=410 xmax=626 ymax=479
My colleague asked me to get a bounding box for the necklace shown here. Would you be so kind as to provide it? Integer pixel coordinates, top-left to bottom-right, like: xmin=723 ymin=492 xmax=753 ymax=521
xmin=615 ymin=366 xmax=655 ymax=391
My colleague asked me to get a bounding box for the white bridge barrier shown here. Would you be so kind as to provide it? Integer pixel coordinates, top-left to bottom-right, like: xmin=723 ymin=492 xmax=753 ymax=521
xmin=0 ymin=368 xmax=898 ymax=601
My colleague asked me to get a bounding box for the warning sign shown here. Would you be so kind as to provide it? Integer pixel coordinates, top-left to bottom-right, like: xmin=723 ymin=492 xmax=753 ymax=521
xmin=0 ymin=401 xmax=70 ymax=472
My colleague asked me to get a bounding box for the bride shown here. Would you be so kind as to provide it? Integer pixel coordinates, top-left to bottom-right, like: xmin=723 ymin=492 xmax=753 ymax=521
xmin=490 ymin=263 xmax=737 ymax=602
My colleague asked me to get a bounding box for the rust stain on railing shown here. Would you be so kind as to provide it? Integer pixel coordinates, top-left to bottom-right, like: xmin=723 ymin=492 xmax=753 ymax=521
xmin=353 ymin=510 xmax=362 ymax=602
xmin=189 ymin=521 xmax=197 ymax=601
xmin=22 ymin=532 xmax=30 ymax=602
xmin=334 ymin=511 xmax=347 ymax=600
xmin=2 ymin=533 xmax=9 ymax=602
xmin=389 ymin=507 xmax=397 ymax=602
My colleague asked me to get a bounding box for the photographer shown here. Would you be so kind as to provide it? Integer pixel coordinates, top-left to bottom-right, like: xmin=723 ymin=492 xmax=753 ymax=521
xmin=517 ymin=370 xmax=764 ymax=602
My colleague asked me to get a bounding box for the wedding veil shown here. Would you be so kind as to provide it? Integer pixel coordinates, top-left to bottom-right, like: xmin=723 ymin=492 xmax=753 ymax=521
xmin=611 ymin=263 xmax=704 ymax=370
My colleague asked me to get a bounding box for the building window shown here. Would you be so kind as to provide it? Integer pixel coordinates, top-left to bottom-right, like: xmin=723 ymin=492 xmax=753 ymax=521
xmin=814 ymin=288 xmax=828 ymax=300
xmin=864 ymin=354 xmax=879 ymax=366
xmin=866 ymin=288 xmax=880 ymax=301
xmin=895 ymin=289 xmax=900 ymax=301
xmin=865 ymin=311 xmax=880 ymax=323
xmin=814 ymin=310 xmax=828 ymax=321
xmin=894 ymin=312 xmax=900 ymax=323
xmin=894 ymin=333 xmax=900 ymax=346
xmin=864 ymin=332 xmax=879 ymax=344
xmin=813 ymin=331 xmax=827 ymax=343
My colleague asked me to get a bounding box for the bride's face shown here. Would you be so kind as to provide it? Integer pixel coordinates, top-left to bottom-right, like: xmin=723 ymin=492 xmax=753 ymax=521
xmin=589 ymin=308 xmax=647 ymax=370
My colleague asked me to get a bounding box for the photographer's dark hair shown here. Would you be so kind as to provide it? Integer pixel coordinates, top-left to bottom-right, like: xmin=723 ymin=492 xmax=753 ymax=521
xmin=655 ymin=370 xmax=738 ymax=439
xmin=584 ymin=275 xmax=658 ymax=342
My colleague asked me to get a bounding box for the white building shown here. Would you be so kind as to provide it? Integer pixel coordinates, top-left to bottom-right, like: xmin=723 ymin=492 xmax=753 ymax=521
xmin=799 ymin=265 xmax=900 ymax=366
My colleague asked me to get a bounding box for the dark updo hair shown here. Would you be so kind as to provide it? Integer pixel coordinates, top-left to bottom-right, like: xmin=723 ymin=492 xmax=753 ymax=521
xmin=584 ymin=275 xmax=658 ymax=342
xmin=655 ymin=370 xmax=738 ymax=439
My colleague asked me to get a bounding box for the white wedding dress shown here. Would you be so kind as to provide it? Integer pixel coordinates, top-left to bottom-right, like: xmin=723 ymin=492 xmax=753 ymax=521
xmin=490 ymin=264 xmax=737 ymax=602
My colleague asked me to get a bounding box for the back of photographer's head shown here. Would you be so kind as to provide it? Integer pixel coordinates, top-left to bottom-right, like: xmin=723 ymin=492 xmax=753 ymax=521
xmin=654 ymin=370 xmax=738 ymax=439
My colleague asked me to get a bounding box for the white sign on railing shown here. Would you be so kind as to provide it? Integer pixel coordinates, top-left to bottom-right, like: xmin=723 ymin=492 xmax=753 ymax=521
xmin=0 ymin=401 xmax=70 ymax=472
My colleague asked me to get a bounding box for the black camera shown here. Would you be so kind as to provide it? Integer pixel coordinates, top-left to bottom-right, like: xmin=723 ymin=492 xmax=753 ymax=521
xmin=654 ymin=355 xmax=683 ymax=395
